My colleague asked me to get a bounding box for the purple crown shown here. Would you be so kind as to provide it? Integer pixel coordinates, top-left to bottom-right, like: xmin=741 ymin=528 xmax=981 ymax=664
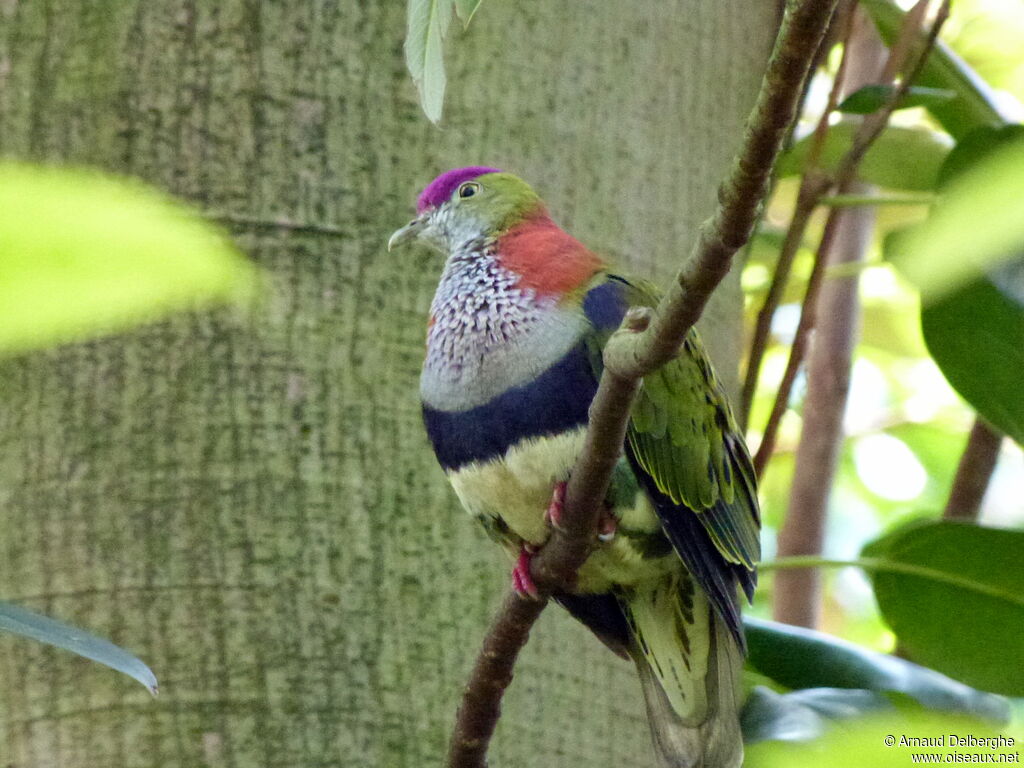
xmin=417 ymin=166 xmax=502 ymax=213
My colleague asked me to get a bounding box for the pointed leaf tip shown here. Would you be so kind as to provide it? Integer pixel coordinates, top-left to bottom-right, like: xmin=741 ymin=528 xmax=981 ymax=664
xmin=454 ymin=0 xmax=483 ymax=27
xmin=0 ymin=601 xmax=158 ymax=693
xmin=405 ymin=0 xmax=455 ymax=124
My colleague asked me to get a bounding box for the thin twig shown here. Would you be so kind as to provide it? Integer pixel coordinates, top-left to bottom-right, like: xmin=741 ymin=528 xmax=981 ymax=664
xmin=880 ymin=0 xmax=930 ymax=82
xmin=740 ymin=0 xmax=856 ymax=426
xmin=753 ymin=209 xmax=843 ymax=477
xmin=204 ymin=211 xmax=349 ymax=238
xmin=751 ymin=0 xmax=951 ymax=477
xmin=944 ymin=418 xmax=1003 ymax=521
xmin=446 ymin=1 xmax=841 ymax=765
xmin=820 ymin=193 xmax=935 ymax=206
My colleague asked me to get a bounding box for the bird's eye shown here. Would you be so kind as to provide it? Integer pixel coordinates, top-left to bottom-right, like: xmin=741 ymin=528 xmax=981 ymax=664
xmin=457 ymin=182 xmax=480 ymax=199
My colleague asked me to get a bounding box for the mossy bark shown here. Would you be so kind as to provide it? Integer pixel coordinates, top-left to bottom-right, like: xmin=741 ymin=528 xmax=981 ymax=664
xmin=0 ymin=2 xmax=774 ymax=765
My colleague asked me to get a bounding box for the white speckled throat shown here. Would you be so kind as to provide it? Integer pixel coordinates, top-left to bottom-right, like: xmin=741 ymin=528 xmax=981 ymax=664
xmin=420 ymin=241 xmax=586 ymax=412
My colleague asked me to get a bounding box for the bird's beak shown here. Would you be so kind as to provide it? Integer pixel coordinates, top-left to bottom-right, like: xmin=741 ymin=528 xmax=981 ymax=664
xmin=387 ymin=216 xmax=426 ymax=252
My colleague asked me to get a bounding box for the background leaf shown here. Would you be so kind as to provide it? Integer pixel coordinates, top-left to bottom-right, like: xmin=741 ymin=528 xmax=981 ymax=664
xmin=777 ymin=123 xmax=951 ymax=191
xmin=937 ymin=124 xmax=1024 ymax=186
xmin=453 ymin=0 xmax=482 ymax=27
xmin=921 ymin=276 xmax=1024 ymax=445
xmin=885 ymin=126 xmax=1024 ymax=442
xmin=837 ymin=84 xmax=956 ymax=115
xmin=744 ymin=617 xmax=1009 ymax=722
xmin=741 ymin=687 xmax=891 ymax=744
xmin=862 ymin=520 xmax=1024 ymax=696
xmin=0 ymin=164 xmax=255 ymax=356
xmin=859 ymin=0 xmax=1013 ymax=138
xmin=405 ymin=0 xmax=454 ymax=123
xmin=0 ymin=601 xmax=157 ymax=694
xmin=892 ymin=133 xmax=1024 ymax=298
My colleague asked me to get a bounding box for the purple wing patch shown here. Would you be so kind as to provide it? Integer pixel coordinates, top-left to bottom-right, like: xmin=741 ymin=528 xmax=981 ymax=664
xmin=417 ymin=166 xmax=502 ymax=213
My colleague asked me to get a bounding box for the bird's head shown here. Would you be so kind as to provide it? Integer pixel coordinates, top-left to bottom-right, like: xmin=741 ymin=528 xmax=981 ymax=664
xmin=388 ymin=167 xmax=543 ymax=253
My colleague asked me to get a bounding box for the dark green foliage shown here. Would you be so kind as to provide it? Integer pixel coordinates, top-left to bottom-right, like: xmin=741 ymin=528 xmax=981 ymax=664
xmin=837 ymin=84 xmax=956 ymax=115
xmin=744 ymin=617 xmax=1009 ymax=722
xmin=862 ymin=521 xmax=1024 ymax=696
xmin=741 ymin=687 xmax=890 ymax=743
xmin=922 ymin=277 xmax=1024 ymax=445
xmin=859 ymin=0 xmax=1013 ymax=138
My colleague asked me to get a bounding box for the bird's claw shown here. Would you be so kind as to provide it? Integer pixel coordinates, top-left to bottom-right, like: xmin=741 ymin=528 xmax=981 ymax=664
xmin=544 ymin=482 xmax=567 ymax=530
xmin=511 ymin=544 xmax=542 ymax=600
xmin=544 ymin=481 xmax=617 ymax=542
xmin=597 ymin=511 xmax=618 ymax=543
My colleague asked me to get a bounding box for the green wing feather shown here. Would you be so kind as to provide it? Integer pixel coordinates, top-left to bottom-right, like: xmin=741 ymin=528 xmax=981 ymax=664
xmin=601 ymin=276 xmax=761 ymax=572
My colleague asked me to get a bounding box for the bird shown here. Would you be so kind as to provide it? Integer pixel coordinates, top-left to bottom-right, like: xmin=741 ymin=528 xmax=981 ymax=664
xmin=389 ymin=167 xmax=759 ymax=768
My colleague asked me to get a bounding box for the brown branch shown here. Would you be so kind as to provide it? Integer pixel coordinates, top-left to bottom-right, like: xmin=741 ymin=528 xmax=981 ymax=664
xmin=772 ymin=171 xmax=879 ymax=628
xmin=740 ymin=0 xmax=856 ymax=426
xmin=944 ymin=418 xmax=1003 ymax=521
xmin=752 ymin=206 xmax=843 ymax=476
xmin=880 ymin=0 xmax=930 ymax=82
xmin=446 ymin=1 xmax=841 ymax=765
xmin=751 ymin=0 xmax=951 ymax=477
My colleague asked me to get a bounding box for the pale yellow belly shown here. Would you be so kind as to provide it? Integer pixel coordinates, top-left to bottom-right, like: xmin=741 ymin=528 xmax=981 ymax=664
xmin=448 ymin=429 xmax=677 ymax=593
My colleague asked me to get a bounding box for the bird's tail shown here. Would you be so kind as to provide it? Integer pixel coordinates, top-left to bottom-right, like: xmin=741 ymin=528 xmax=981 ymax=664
xmin=622 ymin=575 xmax=743 ymax=768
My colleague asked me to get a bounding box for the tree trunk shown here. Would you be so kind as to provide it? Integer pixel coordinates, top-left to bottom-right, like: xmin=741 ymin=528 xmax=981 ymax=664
xmin=0 ymin=2 xmax=774 ymax=766
xmin=772 ymin=9 xmax=885 ymax=629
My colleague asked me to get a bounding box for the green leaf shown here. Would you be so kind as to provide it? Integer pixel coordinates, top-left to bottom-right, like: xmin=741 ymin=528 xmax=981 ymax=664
xmin=886 ymin=126 xmax=1024 ymax=442
xmin=741 ymin=686 xmax=890 ymax=744
xmin=937 ymin=125 xmax=1024 ymax=187
xmin=921 ymin=276 xmax=1024 ymax=445
xmin=405 ymin=0 xmax=454 ymax=124
xmin=777 ymin=123 xmax=951 ymax=192
xmin=0 ymin=164 xmax=256 ymax=356
xmin=453 ymin=0 xmax=482 ymax=27
xmin=837 ymin=84 xmax=956 ymax=115
xmin=746 ymin=711 xmax=1022 ymax=767
xmin=891 ymin=132 xmax=1024 ymax=299
xmin=0 ymin=600 xmax=157 ymax=694
xmin=744 ymin=617 xmax=1009 ymax=722
xmin=859 ymin=0 xmax=1013 ymax=138
xmin=862 ymin=521 xmax=1024 ymax=697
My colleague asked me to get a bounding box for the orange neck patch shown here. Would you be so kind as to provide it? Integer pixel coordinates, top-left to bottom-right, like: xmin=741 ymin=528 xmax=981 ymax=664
xmin=496 ymin=214 xmax=604 ymax=296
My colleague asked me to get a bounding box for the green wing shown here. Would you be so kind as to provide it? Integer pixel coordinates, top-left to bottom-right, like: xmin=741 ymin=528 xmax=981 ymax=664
xmin=621 ymin=278 xmax=760 ymax=567
xmin=628 ymin=324 xmax=761 ymax=570
xmin=584 ymin=274 xmax=761 ymax=584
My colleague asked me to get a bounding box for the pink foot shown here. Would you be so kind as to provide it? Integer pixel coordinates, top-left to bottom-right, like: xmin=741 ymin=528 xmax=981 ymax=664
xmin=544 ymin=482 xmax=567 ymax=529
xmin=511 ymin=544 xmax=541 ymax=599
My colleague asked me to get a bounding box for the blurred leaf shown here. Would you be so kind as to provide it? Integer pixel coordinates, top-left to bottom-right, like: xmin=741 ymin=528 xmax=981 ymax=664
xmin=921 ymin=277 xmax=1024 ymax=445
xmin=405 ymin=0 xmax=454 ymax=123
xmin=746 ymin=711 xmax=1021 ymax=767
xmin=0 ymin=601 xmax=157 ymax=694
xmin=892 ymin=132 xmax=1024 ymax=299
xmin=744 ymin=617 xmax=1009 ymax=722
xmin=937 ymin=125 xmax=1024 ymax=187
xmin=862 ymin=520 xmax=1024 ymax=696
xmin=837 ymin=84 xmax=956 ymax=115
xmin=0 ymin=164 xmax=255 ymax=356
xmin=886 ymin=126 xmax=1024 ymax=442
xmin=453 ymin=0 xmax=481 ymax=26
xmin=859 ymin=0 xmax=1013 ymax=138
xmin=742 ymin=686 xmax=890 ymax=744
xmin=777 ymin=123 xmax=951 ymax=192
